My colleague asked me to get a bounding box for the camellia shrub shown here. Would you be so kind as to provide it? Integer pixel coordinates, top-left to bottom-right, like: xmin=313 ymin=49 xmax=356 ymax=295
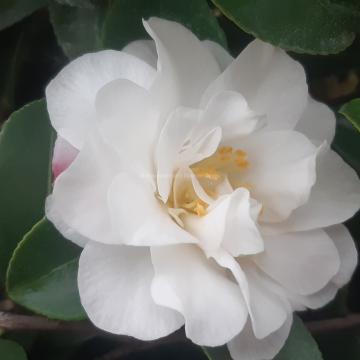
xmin=0 ymin=1 xmax=360 ymax=360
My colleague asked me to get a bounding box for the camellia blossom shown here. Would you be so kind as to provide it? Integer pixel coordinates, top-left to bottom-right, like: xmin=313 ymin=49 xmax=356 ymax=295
xmin=46 ymin=18 xmax=360 ymax=360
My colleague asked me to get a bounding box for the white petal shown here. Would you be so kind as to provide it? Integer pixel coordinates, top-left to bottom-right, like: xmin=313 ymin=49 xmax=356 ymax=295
xmin=52 ymin=136 xmax=78 ymax=179
xmin=151 ymin=244 xmax=248 ymax=346
xmin=144 ymin=17 xmax=220 ymax=116
xmin=232 ymin=130 xmax=318 ymax=222
xmin=108 ymin=173 xmax=196 ymax=246
xmin=46 ymin=50 xmax=156 ymax=149
xmin=326 ymin=224 xmax=358 ymax=287
xmin=291 ymin=283 xmax=338 ymax=310
xmin=47 ymin=134 xmax=121 ymax=244
xmin=95 ymin=79 xmax=160 ymax=174
xmin=198 ymin=91 xmax=261 ymax=142
xmin=45 ymin=196 xmax=89 ymax=247
xmin=270 ymin=148 xmax=360 ymax=232
xmin=185 ymin=189 xmax=263 ymax=256
xmin=228 ymin=315 xmax=293 ymax=360
xmin=122 ymin=39 xmax=157 ymax=68
xmin=78 ymin=243 xmax=184 ymax=339
xmin=202 ymin=39 xmax=308 ymax=131
xmin=156 ymin=107 xmax=201 ymax=202
xmin=295 ymin=97 xmax=336 ymax=144
xmin=214 ymin=252 xmax=289 ymax=339
xmin=202 ymin=40 xmax=233 ymax=71
xmin=255 ymin=229 xmax=340 ymax=295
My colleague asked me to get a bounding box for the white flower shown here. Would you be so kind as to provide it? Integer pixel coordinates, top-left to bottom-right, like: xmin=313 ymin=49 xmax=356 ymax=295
xmin=45 ymin=18 xmax=360 ymax=360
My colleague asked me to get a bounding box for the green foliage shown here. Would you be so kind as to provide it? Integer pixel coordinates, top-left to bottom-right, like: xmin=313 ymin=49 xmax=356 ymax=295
xmin=0 ymin=0 xmax=48 ymax=31
xmin=210 ymin=0 xmax=358 ymax=54
xmin=50 ymin=0 xmax=227 ymax=59
xmin=274 ymin=316 xmax=323 ymax=360
xmin=0 ymin=339 xmax=27 ymax=360
xmin=6 ymin=218 xmax=85 ymax=320
xmin=203 ymin=316 xmax=322 ymax=360
xmin=0 ymin=100 xmax=54 ymax=285
xmin=340 ymin=98 xmax=360 ymax=132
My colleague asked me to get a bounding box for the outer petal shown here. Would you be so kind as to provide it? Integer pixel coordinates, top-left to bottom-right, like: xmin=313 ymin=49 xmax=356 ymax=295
xmin=270 ymin=148 xmax=360 ymax=232
xmin=108 ymin=173 xmax=196 ymax=246
xmin=295 ymin=97 xmax=336 ymax=144
xmin=202 ymin=39 xmax=308 ymax=131
xmin=227 ymin=315 xmax=293 ymax=360
xmin=215 ymin=252 xmax=289 ymax=339
xmin=184 ymin=188 xmax=263 ymax=256
xmin=326 ymin=224 xmax=358 ymax=288
xmin=232 ymin=131 xmax=318 ymax=222
xmin=78 ymin=243 xmax=184 ymax=339
xmin=47 ymin=134 xmax=121 ymax=244
xmin=122 ymin=39 xmax=157 ymax=68
xmin=95 ymin=79 xmax=160 ymax=174
xmin=46 ymin=50 xmax=156 ymax=149
xmin=144 ymin=17 xmax=220 ymax=116
xmin=255 ymin=230 xmax=340 ymax=296
xmin=151 ymin=244 xmax=248 ymax=346
xmin=202 ymin=40 xmax=233 ymax=71
xmin=52 ymin=136 xmax=78 ymax=179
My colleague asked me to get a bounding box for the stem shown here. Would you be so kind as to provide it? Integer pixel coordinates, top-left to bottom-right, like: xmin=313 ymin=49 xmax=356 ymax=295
xmin=306 ymin=313 xmax=360 ymax=335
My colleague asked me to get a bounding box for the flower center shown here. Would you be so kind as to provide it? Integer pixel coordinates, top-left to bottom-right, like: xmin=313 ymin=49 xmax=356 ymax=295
xmin=167 ymin=146 xmax=251 ymax=221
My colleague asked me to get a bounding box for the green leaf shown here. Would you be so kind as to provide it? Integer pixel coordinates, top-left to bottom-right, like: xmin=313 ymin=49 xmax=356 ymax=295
xmin=0 ymin=0 xmax=48 ymax=31
xmin=333 ymin=114 xmax=360 ymax=174
xmin=0 ymin=339 xmax=27 ymax=360
xmin=274 ymin=316 xmax=322 ymax=360
xmin=340 ymin=98 xmax=360 ymax=132
xmin=0 ymin=100 xmax=54 ymax=284
xmin=6 ymin=218 xmax=86 ymax=320
xmin=50 ymin=0 xmax=226 ymax=59
xmin=203 ymin=316 xmax=322 ymax=360
xmin=210 ymin=0 xmax=356 ymax=54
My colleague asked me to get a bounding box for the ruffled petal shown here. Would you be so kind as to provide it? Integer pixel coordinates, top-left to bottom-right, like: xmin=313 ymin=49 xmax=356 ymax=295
xmin=151 ymin=244 xmax=248 ymax=346
xmin=108 ymin=173 xmax=196 ymax=246
xmin=227 ymin=315 xmax=293 ymax=360
xmin=78 ymin=243 xmax=184 ymax=339
xmin=46 ymin=50 xmax=156 ymax=149
xmin=47 ymin=134 xmax=121 ymax=244
xmin=255 ymin=229 xmax=340 ymax=296
xmin=144 ymin=17 xmax=220 ymax=116
xmin=215 ymin=252 xmax=289 ymax=339
xmin=231 ymin=130 xmax=318 ymax=222
xmin=197 ymin=91 xmax=261 ymax=143
xmin=95 ymin=78 xmax=160 ymax=174
xmin=295 ymin=97 xmax=336 ymax=144
xmin=269 ymin=148 xmax=360 ymax=232
xmin=202 ymin=40 xmax=233 ymax=71
xmin=122 ymin=39 xmax=157 ymax=68
xmin=202 ymin=39 xmax=308 ymax=131
xmin=184 ymin=188 xmax=263 ymax=256
xmin=326 ymin=224 xmax=357 ymax=288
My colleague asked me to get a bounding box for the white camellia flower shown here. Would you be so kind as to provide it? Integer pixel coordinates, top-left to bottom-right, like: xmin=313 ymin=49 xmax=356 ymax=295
xmin=45 ymin=18 xmax=360 ymax=360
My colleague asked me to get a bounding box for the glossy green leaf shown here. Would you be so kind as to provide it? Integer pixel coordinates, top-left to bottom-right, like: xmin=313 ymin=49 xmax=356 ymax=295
xmin=203 ymin=316 xmax=322 ymax=360
xmin=0 ymin=339 xmax=27 ymax=360
xmin=340 ymin=98 xmax=360 ymax=132
xmin=0 ymin=100 xmax=54 ymax=284
xmin=102 ymin=0 xmax=227 ymax=50
xmin=7 ymin=218 xmax=85 ymax=320
xmin=211 ymin=0 xmax=356 ymax=54
xmin=274 ymin=316 xmax=323 ymax=360
xmin=50 ymin=0 xmax=226 ymax=59
xmin=333 ymin=114 xmax=360 ymax=174
xmin=0 ymin=0 xmax=48 ymax=31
